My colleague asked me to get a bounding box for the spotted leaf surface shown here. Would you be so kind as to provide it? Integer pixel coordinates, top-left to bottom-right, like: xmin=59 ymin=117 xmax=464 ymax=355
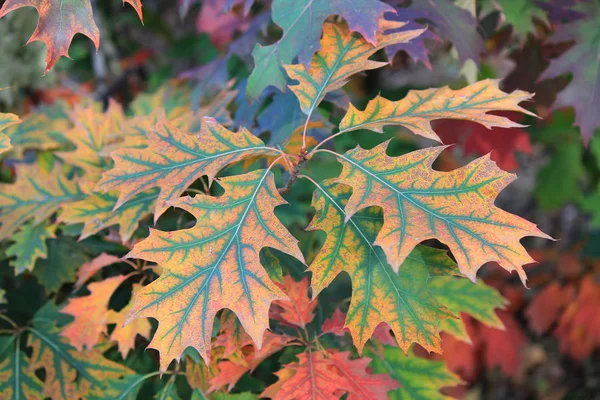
xmin=1 ymin=108 xmax=66 ymax=158
xmin=0 ymin=163 xmax=84 ymax=239
xmin=339 ymin=79 xmax=535 ymax=142
xmin=366 ymin=346 xmax=462 ymax=400
xmin=307 ymin=180 xmax=452 ymax=353
xmin=97 ymin=118 xmax=279 ymax=220
xmin=329 ymin=143 xmax=551 ymax=283
xmin=285 ymin=20 xmax=424 ymax=117
xmin=124 ymin=169 xmax=305 ymax=371
xmin=0 ymin=112 xmax=20 ymax=154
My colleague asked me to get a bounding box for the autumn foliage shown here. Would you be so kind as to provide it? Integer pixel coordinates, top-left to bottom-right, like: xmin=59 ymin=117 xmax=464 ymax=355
xmin=0 ymin=0 xmax=599 ymax=399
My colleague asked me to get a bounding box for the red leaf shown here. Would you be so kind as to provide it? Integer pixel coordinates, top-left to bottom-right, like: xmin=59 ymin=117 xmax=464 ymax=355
xmin=435 ymin=112 xmax=532 ymax=171
xmin=271 ymin=275 xmax=318 ymax=328
xmin=526 ymin=282 xmax=573 ymax=335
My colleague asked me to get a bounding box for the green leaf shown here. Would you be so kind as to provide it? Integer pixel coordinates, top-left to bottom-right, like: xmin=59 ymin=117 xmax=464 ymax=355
xmin=6 ymin=221 xmax=56 ymax=275
xmin=0 ymin=337 xmax=44 ymax=400
xmin=366 ymin=346 xmax=461 ymax=400
xmin=307 ymin=180 xmax=452 ymax=353
xmin=32 ymin=236 xmax=90 ymax=293
xmin=429 ymin=276 xmax=507 ymax=342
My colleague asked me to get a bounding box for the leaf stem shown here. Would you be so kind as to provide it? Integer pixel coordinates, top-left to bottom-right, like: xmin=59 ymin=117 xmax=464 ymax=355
xmin=307 ymin=129 xmax=350 ymax=157
xmin=0 ymin=314 xmax=18 ymax=330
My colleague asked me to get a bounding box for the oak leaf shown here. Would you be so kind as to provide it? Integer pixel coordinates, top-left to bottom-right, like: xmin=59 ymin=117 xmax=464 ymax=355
xmin=106 ymin=284 xmax=152 ymax=359
xmin=366 ymin=346 xmax=462 ymax=400
xmin=270 ymin=275 xmax=317 ymax=329
xmin=0 ymin=338 xmax=44 ymax=400
xmin=123 ymin=169 xmax=305 ymax=371
xmin=6 ymin=221 xmax=56 ymax=275
xmin=0 ymin=163 xmax=84 ymax=239
xmin=97 ymin=118 xmax=280 ymax=220
xmin=0 ymin=112 xmax=19 ymax=154
xmin=525 ymin=282 xmax=572 ymax=335
xmin=61 ymin=275 xmax=128 ymax=351
xmin=307 ymin=180 xmax=452 ymax=353
xmin=338 ymin=79 xmax=535 ymax=142
xmin=28 ymin=303 xmax=133 ymax=400
xmin=329 ymin=143 xmax=551 ymax=283
xmin=247 ymin=0 xmax=394 ymax=97
xmin=285 ymin=20 xmax=424 ymax=118
xmin=0 ymin=0 xmax=143 ymax=73
xmin=74 ymin=253 xmax=122 ymax=290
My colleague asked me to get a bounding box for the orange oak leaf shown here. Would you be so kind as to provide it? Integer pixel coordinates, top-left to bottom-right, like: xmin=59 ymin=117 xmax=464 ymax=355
xmin=555 ymin=275 xmax=600 ymax=360
xmin=338 ymin=79 xmax=536 ymax=142
xmin=106 ymin=285 xmax=152 ymax=358
xmin=329 ymin=351 xmax=400 ymax=399
xmin=60 ymin=275 xmax=127 ymax=351
xmin=322 ymin=307 xmax=347 ymax=336
xmin=270 ymin=275 xmax=317 ymax=328
xmin=74 ymin=253 xmax=122 ymax=290
xmin=214 ymin=310 xmax=250 ymax=358
xmin=209 ymin=330 xmax=297 ymax=392
xmin=262 ymin=349 xmax=397 ymax=399
xmin=0 ymin=0 xmax=143 ymax=73
xmin=123 ymin=169 xmax=305 ymax=371
xmin=327 ymin=143 xmax=551 ymax=283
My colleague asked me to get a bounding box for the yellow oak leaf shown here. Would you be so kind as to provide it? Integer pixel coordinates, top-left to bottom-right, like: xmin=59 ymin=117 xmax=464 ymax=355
xmin=338 ymin=79 xmax=536 ymax=142
xmin=0 ymin=112 xmax=20 ymax=154
xmin=57 ymin=101 xmax=125 ymax=180
xmin=0 ymin=163 xmax=84 ymax=239
xmin=325 ymin=143 xmax=551 ymax=283
xmin=285 ymin=19 xmax=424 ymax=117
xmin=123 ymin=169 xmax=305 ymax=371
xmin=96 ymin=117 xmax=280 ymax=220
xmin=60 ymin=275 xmax=127 ymax=351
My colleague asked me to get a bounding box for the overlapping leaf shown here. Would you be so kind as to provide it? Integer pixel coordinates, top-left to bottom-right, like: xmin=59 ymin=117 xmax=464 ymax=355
xmin=366 ymin=346 xmax=461 ymax=400
xmin=60 ymin=187 xmax=158 ymax=242
xmin=97 ymin=118 xmax=280 ymax=219
xmin=246 ymin=0 xmax=394 ymax=97
xmin=328 ymin=143 xmax=551 ymax=283
xmin=0 ymin=0 xmax=143 ymax=73
xmin=285 ymin=20 xmax=424 ymax=118
xmin=338 ymin=79 xmax=536 ymax=142
xmin=27 ymin=304 xmax=133 ymax=400
xmin=307 ymin=180 xmax=452 ymax=353
xmin=106 ymin=285 xmax=152 ymax=359
xmin=0 ymin=163 xmax=84 ymax=239
xmin=270 ymin=275 xmax=317 ymax=329
xmin=429 ymin=276 xmax=507 ymax=342
xmin=124 ymin=169 xmax=305 ymax=371
xmin=61 ymin=275 xmax=128 ymax=351
xmin=1 ymin=108 xmax=66 ymax=157
xmin=0 ymin=112 xmax=19 ymax=154
xmin=263 ymin=349 xmax=397 ymax=399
